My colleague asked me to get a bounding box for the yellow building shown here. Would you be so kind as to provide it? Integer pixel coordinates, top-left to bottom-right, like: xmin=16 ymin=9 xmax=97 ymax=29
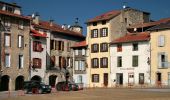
xmin=149 ymin=22 xmax=170 ymax=86
xmin=86 ymin=7 xmax=150 ymax=87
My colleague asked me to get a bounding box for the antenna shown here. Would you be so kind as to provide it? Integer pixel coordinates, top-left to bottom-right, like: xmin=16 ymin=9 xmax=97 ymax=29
xmin=75 ymin=18 xmax=79 ymax=25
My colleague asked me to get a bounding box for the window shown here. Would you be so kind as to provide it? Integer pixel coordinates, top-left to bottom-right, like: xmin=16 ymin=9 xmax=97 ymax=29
xmin=100 ymin=57 xmax=108 ymax=68
xmin=100 ymin=43 xmax=108 ymax=52
xmin=139 ymin=73 xmax=144 ymax=84
xmin=33 ymin=41 xmax=43 ymax=52
xmin=18 ymin=35 xmax=24 ymax=48
xmin=91 ymin=58 xmax=99 ymax=68
xmin=93 ymin=22 xmax=97 ymax=26
xmin=4 ymin=18 xmax=11 ymax=27
xmin=133 ymin=43 xmax=138 ymax=51
xmin=78 ymin=75 xmax=83 ymax=83
xmin=56 ymin=41 xmax=64 ymax=51
xmin=117 ymin=56 xmax=122 ymax=67
xmin=78 ymin=49 xmax=82 ymax=55
xmin=5 ymin=5 xmax=14 ymax=13
xmin=32 ymin=58 xmax=41 ymax=68
xmin=19 ymin=55 xmax=24 ymax=69
xmin=158 ymin=52 xmax=168 ymax=68
xmin=132 ymin=56 xmax=138 ymax=67
xmin=4 ymin=34 xmax=11 ymax=47
xmin=117 ymin=44 xmax=122 ymax=52
xmin=91 ymin=29 xmax=98 ymax=38
xmin=158 ymin=35 xmax=165 ymax=47
xmin=102 ymin=20 xmax=106 ymax=25
xmin=100 ymin=28 xmax=108 ymax=37
xmin=5 ymin=54 xmax=10 ymax=67
xmin=75 ymin=61 xmax=85 ymax=71
xmin=92 ymin=74 xmax=99 ymax=82
xmin=18 ymin=20 xmax=24 ymax=29
xmin=91 ymin=44 xmax=99 ymax=53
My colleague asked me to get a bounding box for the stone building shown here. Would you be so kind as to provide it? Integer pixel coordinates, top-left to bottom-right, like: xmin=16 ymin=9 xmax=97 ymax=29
xmin=0 ymin=1 xmax=30 ymax=91
xmin=86 ymin=7 xmax=150 ymax=87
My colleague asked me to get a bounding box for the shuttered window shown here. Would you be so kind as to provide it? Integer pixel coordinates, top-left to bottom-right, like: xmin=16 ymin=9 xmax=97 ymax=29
xmin=33 ymin=41 xmax=43 ymax=52
xmin=75 ymin=61 xmax=79 ymax=70
xmin=92 ymin=74 xmax=99 ymax=82
xmin=5 ymin=34 xmax=11 ymax=47
xmin=117 ymin=44 xmax=122 ymax=52
xmin=91 ymin=58 xmax=99 ymax=68
xmin=82 ymin=49 xmax=86 ymax=55
xmin=91 ymin=44 xmax=99 ymax=53
xmin=100 ymin=43 xmax=108 ymax=52
xmin=100 ymin=57 xmax=108 ymax=68
xmin=158 ymin=35 xmax=165 ymax=47
xmin=91 ymin=29 xmax=98 ymax=38
xmin=100 ymin=28 xmax=108 ymax=37
xmin=132 ymin=55 xmax=138 ymax=67
xmin=33 ymin=58 xmax=41 ymax=68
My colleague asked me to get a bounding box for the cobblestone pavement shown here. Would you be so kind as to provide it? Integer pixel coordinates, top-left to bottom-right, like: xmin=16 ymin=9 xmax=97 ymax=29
xmin=1 ymin=88 xmax=170 ymax=100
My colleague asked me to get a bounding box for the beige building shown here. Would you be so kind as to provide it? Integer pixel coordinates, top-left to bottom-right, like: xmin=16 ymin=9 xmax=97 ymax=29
xmin=86 ymin=7 xmax=150 ymax=87
xmin=0 ymin=1 xmax=30 ymax=91
xmin=148 ymin=21 xmax=170 ymax=86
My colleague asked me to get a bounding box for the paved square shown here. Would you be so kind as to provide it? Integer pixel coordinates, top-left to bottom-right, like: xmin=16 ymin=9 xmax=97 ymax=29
xmin=1 ymin=88 xmax=170 ymax=100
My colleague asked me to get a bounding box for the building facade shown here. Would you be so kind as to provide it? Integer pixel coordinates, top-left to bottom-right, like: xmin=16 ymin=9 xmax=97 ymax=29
xmin=110 ymin=32 xmax=150 ymax=87
xmin=71 ymin=41 xmax=88 ymax=87
xmin=0 ymin=1 xmax=30 ymax=91
xmin=86 ymin=7 xmax=150 ymax=87
xmin=148 ymin=22 xmax=170 ymax=86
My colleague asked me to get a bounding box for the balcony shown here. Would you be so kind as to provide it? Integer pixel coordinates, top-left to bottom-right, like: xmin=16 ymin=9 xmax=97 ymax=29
xmin=158 ymin=62 xmax=170 ymax=69
xmin=74 ymin=70 xmax=86 ymax=74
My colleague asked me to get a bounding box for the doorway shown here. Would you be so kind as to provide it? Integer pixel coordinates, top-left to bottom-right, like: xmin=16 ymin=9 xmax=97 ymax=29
xmin=103 ymin=73 xmax=108 ymax=87
xmin=156 ymin=72 xmax=162 ymax=85
xmin=116 ymin=73 xmax=123 ymax=85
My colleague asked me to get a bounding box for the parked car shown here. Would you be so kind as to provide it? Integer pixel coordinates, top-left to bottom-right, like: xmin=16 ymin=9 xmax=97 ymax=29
xmin=56 ymin=81 xmax=79 ymax=91
xmin=23 ymin=81 xmax=52 ymax=94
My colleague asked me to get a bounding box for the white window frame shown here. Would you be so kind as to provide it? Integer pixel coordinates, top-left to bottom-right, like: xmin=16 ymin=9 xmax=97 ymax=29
xmin=5 ymin=34 xmax=10 ymax=47
xmin=5 ymin=54 xmax=10 ymax=67
xmin=19 ymin=55 xmax=24 ymax=69
xmin=158 ymin=35 xmax=165 ymax=47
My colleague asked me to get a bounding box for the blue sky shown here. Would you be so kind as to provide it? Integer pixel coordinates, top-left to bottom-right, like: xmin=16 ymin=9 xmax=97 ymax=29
xmin=3 ymin=0 xmax=170 ymax=35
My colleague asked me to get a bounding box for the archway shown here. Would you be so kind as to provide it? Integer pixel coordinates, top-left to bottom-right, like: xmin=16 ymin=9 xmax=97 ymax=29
xmin=49 ymin=75 xmax=57 ymax=87
xmin=15 ymin=76 xmax=24 ymax=90
xmin=0 ymin=75 xmax=10 ymax=91
xmin=31 ymin=75 xmax=41 ymax=82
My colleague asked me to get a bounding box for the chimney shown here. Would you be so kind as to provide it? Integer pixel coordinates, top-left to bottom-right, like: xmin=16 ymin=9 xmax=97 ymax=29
xmin=49 ymin=19 xmax=54 ymax=26
xmin=32 ymin=12 xmax=40 ymax=24
xmin=62 ymin=24 xmax=67 ymax=30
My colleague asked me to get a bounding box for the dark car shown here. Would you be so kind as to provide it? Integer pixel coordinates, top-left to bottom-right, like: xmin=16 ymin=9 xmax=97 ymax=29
xmin=56 ymin=81 xmax=79 ymax=91
xmin=23 ymin=81 xmax=52 ymax=94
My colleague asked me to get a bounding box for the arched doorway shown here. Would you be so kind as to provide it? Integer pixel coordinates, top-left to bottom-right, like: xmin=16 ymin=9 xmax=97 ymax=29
xmin=31 ymin=75 xmax=41 ymax=82
xmin=0 ymin=75 xmax=10 ymax=91
xmin=15 ymin=76 xmax=24 ymax=90
xmin=49 ymin=75 xmax=57 ymax=87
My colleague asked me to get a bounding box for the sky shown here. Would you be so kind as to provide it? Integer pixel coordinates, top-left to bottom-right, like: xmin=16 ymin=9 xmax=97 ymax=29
xmin=3 ymin=0 xmax=170 ymax=35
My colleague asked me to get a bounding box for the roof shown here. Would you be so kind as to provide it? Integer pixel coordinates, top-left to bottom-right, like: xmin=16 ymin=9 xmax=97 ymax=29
xmin=111 ymin=32 xmax=150 ymax=44
xmin=71 ymin=41 xmax=87 ymax=48
xmin=147 ymin=21 xmax=170 ymax=31
xmin=30 ymin=30 xmax=47 ymax=38
xmin=33 ymin=21 xmax=85 ymax=38
xmin=128 ymin=17 xmax=170 ymax=29
xmin=86 ymin=10 xmax=120 ymax=23
xmin=0 ymin=10 xmax=30 ymax=20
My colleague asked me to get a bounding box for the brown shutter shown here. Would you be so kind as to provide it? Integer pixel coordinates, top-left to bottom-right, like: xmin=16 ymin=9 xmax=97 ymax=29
xmin=106 ymin=28 xmax=108 ymax=36
xmin=33 ymin=41 xmax=36 ymax=51
xmin=62 ymin=41 xmax=64 ymax=51
xmin=38 ymin=59 xmax=42 ymax=68
xmin=91 ymin=59 xmax=93 ymax=68
xmin=55 ymin=40 xmax=58 ymax=50
xmin=100 ymin=58 xmax=102 ymax=68
xmin=97 ymin=44 xmax=99 ymax=52
xmin=91 ymin=30 xmax=93 ymax=38
xmin=92 ymin=74 xmax=94 ymax=82
xmin=100 ymin=28 xmax=103 ymax=37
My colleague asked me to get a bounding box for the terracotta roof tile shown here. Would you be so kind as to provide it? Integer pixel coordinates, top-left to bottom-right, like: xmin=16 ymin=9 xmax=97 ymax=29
xmin=128 ymin=17 xmax=170 ymax=29
xmin=30 ymin=30 xmax=47 ymax=38
xmin=71 ymin=41 xmax=87 ymax=48
xmin=33 ymin=21 xmax=85 ymax=38
xmin=0 ymin=10 xmax=30 ymax=20
xmin=111 ymin=32 xmax=150 ymax=44
xmin=87 ymin=10 xmax=120 ymax=23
